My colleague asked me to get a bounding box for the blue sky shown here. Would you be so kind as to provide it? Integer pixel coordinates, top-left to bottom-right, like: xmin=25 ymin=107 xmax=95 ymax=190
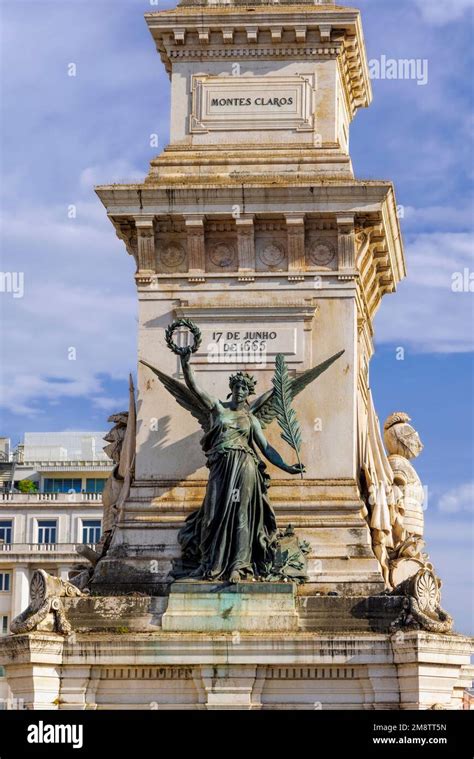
xmin=0 ymin=0 xmax=473 ymax=633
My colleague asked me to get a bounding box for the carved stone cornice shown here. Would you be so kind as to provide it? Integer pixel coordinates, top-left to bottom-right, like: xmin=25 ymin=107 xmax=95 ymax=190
xmin=169 ymin=44 xmax=343 ymax=64
xmin=145 ymin=6 xmax=372 ymax=116
xmin=354 ymin=207 xmax=405 ymax=324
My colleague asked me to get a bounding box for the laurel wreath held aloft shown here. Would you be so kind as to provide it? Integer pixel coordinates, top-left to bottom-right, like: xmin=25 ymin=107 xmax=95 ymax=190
xmin=165 ymin=319 xmax=202 ymax=357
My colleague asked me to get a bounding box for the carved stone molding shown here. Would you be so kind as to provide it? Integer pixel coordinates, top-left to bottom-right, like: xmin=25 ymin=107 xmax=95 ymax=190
xmin=160 ymin=242 xmax=187 ymax=269
xmin=208 ymin=241 xmax=236 ymax=269
xmin=157 ymin=219 xmax=186 ymax=234
xmin=255 ymin=220 xmax=286 ymax=233
xmin=206 ymin=221 xmax=235 ymax=233
xmin=259 ymin=242 xmax=286 ymax=268
xmin=190 ymin=73 xmax=316 ymax=133
xmin=305 ymin=220 xmax=337 ymax=270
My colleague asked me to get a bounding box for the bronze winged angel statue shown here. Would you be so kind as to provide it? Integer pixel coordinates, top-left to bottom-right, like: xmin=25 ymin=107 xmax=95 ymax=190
xmin=141 ymin=320 xmax=344 ymax=584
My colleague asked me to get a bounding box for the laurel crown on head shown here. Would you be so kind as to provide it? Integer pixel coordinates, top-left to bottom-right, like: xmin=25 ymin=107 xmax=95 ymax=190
xmin=228 ymin=371 xmax=257 ymax=395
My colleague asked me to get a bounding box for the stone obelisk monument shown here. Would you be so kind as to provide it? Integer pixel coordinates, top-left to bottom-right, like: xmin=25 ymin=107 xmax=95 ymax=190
xmin=1 ymin=0 xmax=472 ymax=710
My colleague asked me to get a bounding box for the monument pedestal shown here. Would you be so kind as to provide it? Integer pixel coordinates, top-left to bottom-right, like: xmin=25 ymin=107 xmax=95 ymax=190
xmin=162 ymin=581 xmax=298 ymax=632
xmin=2 ymin=612 xmax=472 ymax=710
xmin=1 ymin=0 xmax=472 ymax=712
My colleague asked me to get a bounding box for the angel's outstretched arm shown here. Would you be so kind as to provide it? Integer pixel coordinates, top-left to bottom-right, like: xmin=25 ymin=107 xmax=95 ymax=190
xmin=180 ymin=350 xmax=216 ymax=410
xmin=251 ymin=416 xmax=305 ymax=476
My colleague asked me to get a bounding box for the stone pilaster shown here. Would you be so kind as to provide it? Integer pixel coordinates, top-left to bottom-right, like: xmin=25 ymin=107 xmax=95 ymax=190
xmin=286 ymin=215 xmax=306 ymax=272
xmin=337 ymin=213 xmax=356 ymax=273
xmin=134 ymin=216 xmax=156 ymax=273
xmin=184 ymin=216 xmax=205 ymax=273
xmin=236 ymin=216 xmax=255 ymax=272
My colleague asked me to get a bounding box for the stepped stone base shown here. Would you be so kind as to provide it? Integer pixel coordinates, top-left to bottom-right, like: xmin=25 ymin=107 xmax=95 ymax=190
xmin=1 ymin=629 xmax=472 ymax=710
xmin=1 ymin=591 xmax=472 ymax=709
xmin=54 ymin=592 xmax=408 ymax=634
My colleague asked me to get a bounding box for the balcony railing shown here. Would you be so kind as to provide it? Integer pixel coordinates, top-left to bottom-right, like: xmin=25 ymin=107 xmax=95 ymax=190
xmin=1 ymin=492 xmax=103 ymax=502
xmin=0 ymin=542 xmax=98 ymax=554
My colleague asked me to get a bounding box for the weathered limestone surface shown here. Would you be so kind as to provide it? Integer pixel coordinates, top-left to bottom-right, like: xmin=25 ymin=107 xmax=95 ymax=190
xmin=2 ymin=629 xmax=472 ymax=710
xmin=88 ymin=0 xmax=403 ymax=596
xmin=162 ymin=582 xmax=299 ymax=632
xmin=1 ymin=0 xmax=472 ymax=711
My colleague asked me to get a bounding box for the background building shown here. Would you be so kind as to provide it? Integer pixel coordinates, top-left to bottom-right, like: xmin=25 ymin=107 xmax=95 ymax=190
xmin=0 ymin=432 xmax=110 ymax=706
xmin=0 ymin=432 xmax=111 ymax=494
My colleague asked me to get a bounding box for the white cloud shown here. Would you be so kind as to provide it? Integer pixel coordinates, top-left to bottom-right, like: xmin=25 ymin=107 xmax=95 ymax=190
xmin=79 ymin=161 xmax=145 ymax=191
xmin=92 ymin=396 xmax=128 ymax=412
xmin=413 ymin=0 xmax=474 ymax=25
xmin=438 ymin=482 xmax=474 ymax=513
xmin=0 ymin=199 xmax=137 ymax=416
xmin=403 ymin=204 xmax=473 ymax=231
xmin=0 ymin=282 xmax=136 ymax=415
xmin=375 ymin=230 xmax=474 ymax=352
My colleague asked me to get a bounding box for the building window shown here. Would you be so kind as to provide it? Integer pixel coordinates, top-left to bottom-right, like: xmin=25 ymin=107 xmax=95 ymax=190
xmin=0 ymin=573 xmax=10 ymax=592
xmin=85 ymin=478 xmax=106 ymax=494
xmin=82 ymin=519 xmax=101 ymax=544
xmin=37 ymin=520 xmax=57 ymax=544
xmin=0 ymin=666 xmax=5 ymax=677
xmin=0 ymin=520 xmax=12 ymax=545
xmin=43 ymin=478 xmax=82 ymax=494
xmin=1 ymin=616 xmax=8 ymax=635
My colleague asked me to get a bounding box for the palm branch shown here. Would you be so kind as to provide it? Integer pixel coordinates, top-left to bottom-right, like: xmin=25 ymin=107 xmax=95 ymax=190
xmin=272 ymin=354 xmax=304 ymax=479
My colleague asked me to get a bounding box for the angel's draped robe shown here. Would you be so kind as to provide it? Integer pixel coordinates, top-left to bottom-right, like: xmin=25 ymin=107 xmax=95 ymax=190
xmin=174 ymin=404 xmax=277 ymax=580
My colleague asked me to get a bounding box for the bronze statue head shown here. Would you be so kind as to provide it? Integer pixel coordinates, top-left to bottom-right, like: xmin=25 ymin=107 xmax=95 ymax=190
xmin=228 ymin=371 xmax=257 ymax=399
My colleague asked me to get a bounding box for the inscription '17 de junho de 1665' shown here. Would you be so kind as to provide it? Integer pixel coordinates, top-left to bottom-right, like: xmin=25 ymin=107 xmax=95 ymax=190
xmin=212 ymin=330 xmax=277 ymax=343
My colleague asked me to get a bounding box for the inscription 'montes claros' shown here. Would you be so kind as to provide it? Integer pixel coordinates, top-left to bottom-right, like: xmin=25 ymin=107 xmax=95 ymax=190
xmin=210 ymin=97 xmax=294 ymax=108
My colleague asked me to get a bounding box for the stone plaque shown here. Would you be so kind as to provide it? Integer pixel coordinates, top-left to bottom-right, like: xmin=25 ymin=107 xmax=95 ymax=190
xmin=190 ymin=75 xmax=316 ymax=133
xmin=176 ymin=324 xmax=303 ymax=365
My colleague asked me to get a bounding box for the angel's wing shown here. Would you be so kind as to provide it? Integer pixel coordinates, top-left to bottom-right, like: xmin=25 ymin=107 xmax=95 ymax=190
xmin=140 ymin=360 xmax=211 ymax=432
xmin=250 ymin=350 xmax=345 ymax=428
